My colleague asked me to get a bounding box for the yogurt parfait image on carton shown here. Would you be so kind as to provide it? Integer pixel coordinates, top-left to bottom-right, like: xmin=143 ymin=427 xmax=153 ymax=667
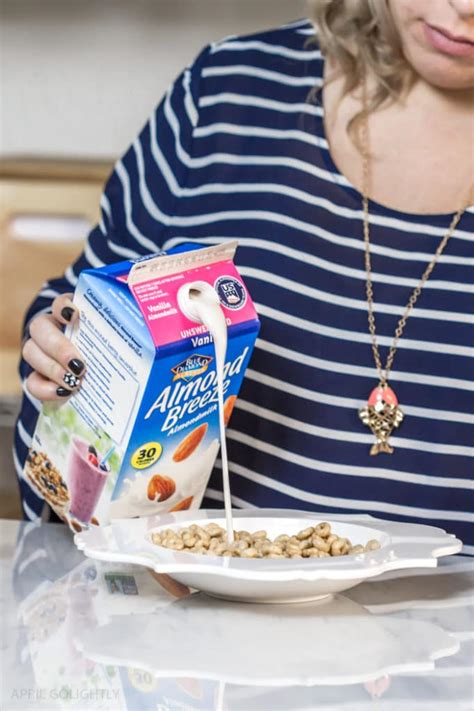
xmin=24 ymin=242 xmax=260 ymax=530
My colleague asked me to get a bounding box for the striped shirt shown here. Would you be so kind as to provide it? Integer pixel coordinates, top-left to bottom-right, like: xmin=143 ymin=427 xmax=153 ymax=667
xmin=15 ymin=20 xmax=474 ymax=551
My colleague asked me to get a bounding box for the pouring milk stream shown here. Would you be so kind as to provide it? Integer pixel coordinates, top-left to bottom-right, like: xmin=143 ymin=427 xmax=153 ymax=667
xmin=178 ymin=281 xmax=234 ymax=543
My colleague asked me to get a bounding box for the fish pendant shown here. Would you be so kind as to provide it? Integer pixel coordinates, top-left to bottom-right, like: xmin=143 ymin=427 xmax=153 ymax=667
xmin=359 ymin=385 xmax=404 ymax=455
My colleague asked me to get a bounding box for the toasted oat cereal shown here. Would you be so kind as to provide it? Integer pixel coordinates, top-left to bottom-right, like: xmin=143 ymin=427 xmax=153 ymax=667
xmin=151 ymin=522 xmax=379 ymax=559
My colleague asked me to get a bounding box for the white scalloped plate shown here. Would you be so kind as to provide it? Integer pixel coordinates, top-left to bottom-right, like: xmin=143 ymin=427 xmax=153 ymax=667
xmin=74 ymin=509 xmax=462 ymax=603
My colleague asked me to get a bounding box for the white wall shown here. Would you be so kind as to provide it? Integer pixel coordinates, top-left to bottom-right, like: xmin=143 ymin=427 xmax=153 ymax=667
xmin=1 ymin=0 xmax=308 ymax=160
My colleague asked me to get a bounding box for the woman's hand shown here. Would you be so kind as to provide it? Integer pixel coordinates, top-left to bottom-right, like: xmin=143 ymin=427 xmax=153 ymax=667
xmin=22 ymin=293 xmax=86 ymax=401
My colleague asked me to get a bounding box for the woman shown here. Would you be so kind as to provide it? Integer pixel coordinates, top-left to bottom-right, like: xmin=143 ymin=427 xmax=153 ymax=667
xmin=16 ymin=1 xmax=473 ymax=549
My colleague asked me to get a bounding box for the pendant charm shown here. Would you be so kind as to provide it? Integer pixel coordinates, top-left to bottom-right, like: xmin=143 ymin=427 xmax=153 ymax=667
xmin=359 ymin=385 xmax=404 ymax=455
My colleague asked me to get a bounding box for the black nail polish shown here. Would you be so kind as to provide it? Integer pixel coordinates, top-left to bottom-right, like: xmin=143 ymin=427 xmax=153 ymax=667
xmin=61 ymin=307 xmax=75 ymax=322
xmin=68 ymin=359 xmax=84 ymax=376
xmin=57 ymin=387 xmax=72 ymax=397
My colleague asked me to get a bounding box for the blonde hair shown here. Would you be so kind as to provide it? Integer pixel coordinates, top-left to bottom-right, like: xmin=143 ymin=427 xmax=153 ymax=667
xmin=308 ymin=0 xmax=412 ymax=119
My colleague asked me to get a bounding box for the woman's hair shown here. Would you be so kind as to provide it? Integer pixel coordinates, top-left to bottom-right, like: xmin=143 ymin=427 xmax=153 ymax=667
xmin=308 ymin=0 xmax=412 ymax=123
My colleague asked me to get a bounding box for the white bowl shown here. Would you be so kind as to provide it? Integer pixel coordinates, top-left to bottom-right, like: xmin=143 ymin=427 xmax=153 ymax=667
xmin=74 ymin=509 xmax=462 ymax=604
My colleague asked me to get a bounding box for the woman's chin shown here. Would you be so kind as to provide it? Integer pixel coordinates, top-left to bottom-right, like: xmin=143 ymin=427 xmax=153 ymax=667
xmin=407 ymin=46 xmax=474 ymax=91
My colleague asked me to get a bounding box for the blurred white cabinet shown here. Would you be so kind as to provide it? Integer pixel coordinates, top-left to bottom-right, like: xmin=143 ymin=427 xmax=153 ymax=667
xmin=1 ymin=0 xmax=308 ymax=159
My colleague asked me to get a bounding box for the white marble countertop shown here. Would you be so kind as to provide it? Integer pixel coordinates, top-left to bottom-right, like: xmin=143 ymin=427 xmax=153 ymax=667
xmin=1 ymin=518 xmax=473 ymax=710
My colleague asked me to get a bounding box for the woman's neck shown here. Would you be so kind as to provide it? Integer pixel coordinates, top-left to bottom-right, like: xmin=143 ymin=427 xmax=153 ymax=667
xmin=405 ymin=75 xmax=474 ymax=116
xmin=323 ymin=62 xmax=474 ymax=215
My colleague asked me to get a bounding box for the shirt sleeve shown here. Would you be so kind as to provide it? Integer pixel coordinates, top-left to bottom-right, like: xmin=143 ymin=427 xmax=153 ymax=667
xmin=15 ymin=45 xmax=210 ymax=518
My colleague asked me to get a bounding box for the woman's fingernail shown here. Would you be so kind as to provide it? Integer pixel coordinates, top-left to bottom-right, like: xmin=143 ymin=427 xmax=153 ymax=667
xmin=63 ymin=372 xmax=81 ymax=388
xmin=68 ymin=358 xmax=85 ymax=375
xmin=61 ymin=307 xmax=75 ymax=322
xmin=56 ymin=387 xmax=72 ymax=397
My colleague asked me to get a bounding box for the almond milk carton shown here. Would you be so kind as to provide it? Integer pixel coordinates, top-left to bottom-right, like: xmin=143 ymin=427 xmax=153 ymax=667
xmin=24 ymin=242 xmax=259 ymax=530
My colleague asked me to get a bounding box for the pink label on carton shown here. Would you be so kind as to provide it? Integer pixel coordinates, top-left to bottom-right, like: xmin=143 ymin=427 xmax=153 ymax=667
xmin=130 ymin=262 xmax=256 ymax=348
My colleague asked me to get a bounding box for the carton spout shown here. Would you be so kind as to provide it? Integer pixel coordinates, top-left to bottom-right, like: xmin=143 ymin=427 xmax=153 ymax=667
xmin=177 ymin=279 xmax=228 ymax=378
xmin=127 ymin=242 xmax=250 ymax=350
xmin=177 ymin=280 xmax=221 ymax=325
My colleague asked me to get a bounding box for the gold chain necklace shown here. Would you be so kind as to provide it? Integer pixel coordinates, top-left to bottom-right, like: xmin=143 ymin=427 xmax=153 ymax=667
xmin=357 ymin=92 xmax=468 ymax=455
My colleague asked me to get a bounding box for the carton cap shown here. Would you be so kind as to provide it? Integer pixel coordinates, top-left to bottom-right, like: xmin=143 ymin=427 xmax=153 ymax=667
xmin=128 ymin=241 xmax=238 ymax=287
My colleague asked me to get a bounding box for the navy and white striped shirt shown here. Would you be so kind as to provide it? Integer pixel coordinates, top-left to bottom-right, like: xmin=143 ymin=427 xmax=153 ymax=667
xmin=15 ymin=20 xmax=474 ymax=550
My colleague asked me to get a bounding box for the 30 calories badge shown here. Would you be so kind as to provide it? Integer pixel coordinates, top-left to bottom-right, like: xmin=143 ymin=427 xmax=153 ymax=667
xmin=214 ymin=276 xmax=247 ymax=310
xmin=130 ymin=441 xmax=163 ymax=469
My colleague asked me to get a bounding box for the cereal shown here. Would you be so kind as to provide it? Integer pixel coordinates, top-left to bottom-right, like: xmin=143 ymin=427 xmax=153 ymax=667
xmin=311 ymin=535 xmax=331 ymax=553
xmin=151 ymin=522 xmax=379 ymax=559
xmin=315 ymin=522 xmax=331 ymax=538
xmin=25 ymin=450 xmax=70 ymax=514
xmin=296 ymin=527 xmax=314 ymax=540
xmin=330 ymin=538 xmax=350 ymax=556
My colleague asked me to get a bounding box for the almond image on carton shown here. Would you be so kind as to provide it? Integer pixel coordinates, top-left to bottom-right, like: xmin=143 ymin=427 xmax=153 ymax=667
xmin=169 ymin=496 xmax=194 ymax=512
xmin=147 ymin=475 xmax=176 ymax=502
xmin=110 ymin=439 xmax=220 ymax=519
xmin=172 ymin=423 xmax=208 ymax=462
xmin=223 ymin=395 xmax=237 ymax=426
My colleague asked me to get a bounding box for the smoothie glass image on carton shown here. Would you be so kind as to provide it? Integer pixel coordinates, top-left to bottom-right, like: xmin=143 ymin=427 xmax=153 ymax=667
xmin=68 ymin=438 xmax=108 ymax=522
